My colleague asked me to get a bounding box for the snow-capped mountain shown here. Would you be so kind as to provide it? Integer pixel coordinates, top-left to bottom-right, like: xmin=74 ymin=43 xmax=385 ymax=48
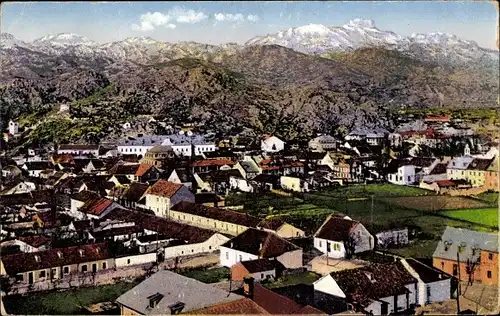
xmin=0 ymin=33 xmax=29 ymax=49
xmin=0 ymin=19 xmax=497 ymax=68
xmin=246 ymin=19 xmax=498 ymax=67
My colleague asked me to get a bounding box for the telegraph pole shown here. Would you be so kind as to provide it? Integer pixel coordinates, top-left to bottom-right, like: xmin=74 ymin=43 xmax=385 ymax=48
xmin=456 ymin=251 xmax=461 ymax=314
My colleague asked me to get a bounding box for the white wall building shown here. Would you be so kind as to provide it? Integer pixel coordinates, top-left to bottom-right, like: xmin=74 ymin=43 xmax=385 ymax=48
xmin=261 ymin=136 xmax=285 ymax=153
xmin=164 ymin=233 xmax=229 ymax=259
xmin=388 ymin=165 xmax=417 ymax=186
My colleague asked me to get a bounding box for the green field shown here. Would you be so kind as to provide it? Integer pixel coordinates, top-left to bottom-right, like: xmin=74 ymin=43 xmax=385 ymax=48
xmin=227 ymin=184 xmax=498 ymax=259
xmin=264 ymin=272 xmax=321 ymax=289
xmin=3 ymin=281 xmax=137 ymax=315
xmin=176 ymin=267 xmax=230 ymax=284
xmin=441 ymin=208 xmax=499 ymax=228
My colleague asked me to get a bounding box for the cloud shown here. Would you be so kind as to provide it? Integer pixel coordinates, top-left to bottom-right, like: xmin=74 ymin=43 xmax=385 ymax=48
xmin=213 ymin=13 xmax=259 ymax=23
xmin=131 ymin=7 xmax=207 ymax=31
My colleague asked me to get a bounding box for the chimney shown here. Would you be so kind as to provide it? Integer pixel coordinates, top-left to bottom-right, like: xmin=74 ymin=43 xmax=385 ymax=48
xmin=243 ymin=276 xmax=255 ymax=299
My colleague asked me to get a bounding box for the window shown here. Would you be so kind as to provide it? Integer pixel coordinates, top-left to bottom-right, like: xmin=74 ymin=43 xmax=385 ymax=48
xmin=488 ymin=253 xmax=493 ymax=260
xmin=452 ymin=264 xmax=458 ymax=276
xmin=327 ymin=242 xmax=331 ymax=253
xmin=16 ymin=274 xmax=24 ymax=282
xmin=487 ymin=271 xmax=492 ymax=279
xmin=319 ymin=241 xmax=322 ymax=248
xmin=209 ymin=246 xmax=212 ymax=250
xmin=261 ymin=273 xmax=264 ymax=279
xmin=102 ymin=262 xmax=107 ymax=269
xmin=39 ymin=270 xmax=46 ymax=278
xmin=426 ymin=285 xmax=431 ymax=298
xmin=238 ymin=255 xmax=242 ymax=262
xmin=441 ymin=262 xmax=444 ymax=270
xmin=81 ymin=265 xmax=88 ymax=273
xmin=226 ymin=252 xmax=229 ymax=260
xmin=63 ymin=266 xmax=70 ymax=275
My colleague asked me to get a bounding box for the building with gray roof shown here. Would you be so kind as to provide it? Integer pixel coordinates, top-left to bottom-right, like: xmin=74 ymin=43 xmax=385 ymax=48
xmin=433 ymin=226 xmax=498 ymax=263
xmin=116 ymin=270 xmax=242 ymax=315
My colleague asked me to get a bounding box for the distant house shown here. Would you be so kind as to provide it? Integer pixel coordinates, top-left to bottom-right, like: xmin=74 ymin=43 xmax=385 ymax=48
xmin=314 ymin=215 xmax=374 ymax=259
xmin=309 ymin=135 xmax=337 ymax=152
xmin=464 ymin=158 xmax=494 ymax=187
xmin=234 ymin=159 xmax=261 ymax=180
xmin=167 ymin=168 xmax=192 ymax=190
xmin=109 ymin=163 xmax=160 ymax=183
xmin=420 ymin=179 xmax=471 ymax=194
xmin=387 ymin=157 xmax=437 ymax=186
xmin=57 ymin=144 xmax=100 ymax=156
xmin=313 ymin=262 xmax=417 ymax=315
xmin=280 ymin=175 xmax=308 ymax=192
xmin=140 ymin=145 xmax=176 ymax=169
xmin=21 ymin=161 xmax=53 ymax=177
xmin=195 ymin=192 xmax=225 ymax=207
xmin=142 ymin=179 xmax=195 ymax=217
xmin=432 ymin=226 xmax=498 ymax=285
xmin=0 ymin=243 xmax=114 ymax=285
xmin=420 ymin=162 xmax=449 ymax=184
xmin=484 ymin=156 xmax=499 ymax=192
xmin=231 ymin=258 xmax=285 ymax=282
xmin=220 ymin=228 xmax=303 ymax=269
xmin=251 ymin=174 xmax=281 ymax=191
xmin=170 ymin=201 xmax=261 ymax=236
xmin=190 ymin=159 xmax=235 ymax=174
xmin=447 ymin=156 xmax=474 ymax=181
xmin=70 ymin=191 xmax=122 ymax=220
xmin=257 ymin=218 xmax=306 ymax=239
xmin=117 ymin=183 xmax=150 ymax=209
xmin=82 ymin=159 xmax=107 ymax=174
xmin=116 ymin=270 xmax=243 ymax=315
xmin=261 ymin=135 xmax=285 ymax=153
xmin=375 ymin=228 xmax=409 ymax=248
xmin=0 ymin=236 xmax=52 ymax=253
xmin=400 ymin=258 xmax=455 ymax=306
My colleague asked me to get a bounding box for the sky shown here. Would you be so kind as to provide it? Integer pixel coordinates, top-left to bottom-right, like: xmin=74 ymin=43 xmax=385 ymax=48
xmin=1 ymin=1 xmax=498 ymax=49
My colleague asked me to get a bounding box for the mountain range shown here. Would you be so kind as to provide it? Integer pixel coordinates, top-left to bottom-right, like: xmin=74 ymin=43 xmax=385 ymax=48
xmin=0 ymin=19 xmax=498 ymax=147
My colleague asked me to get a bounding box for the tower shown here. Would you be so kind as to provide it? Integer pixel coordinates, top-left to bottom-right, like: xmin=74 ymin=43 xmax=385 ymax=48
xmin=8 ymin=120 xmax=18 ymax=135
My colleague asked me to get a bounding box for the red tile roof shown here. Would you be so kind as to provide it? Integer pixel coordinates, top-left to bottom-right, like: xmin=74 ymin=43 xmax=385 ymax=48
xmin=314 ymin=216 xmax=358 ymax=242
xmin=190 ymin=159 xmax=236 ymax=167
xmin=435 ymin=180 xmax=458 ymax=187
xmin=18 ymin=235 xmax=52 ymax=248
xmin=135 ymin=164 xmax=153 ymax=177
xmin=189 ymin=298 xmax=269 ymax=315
xmin=1 ymin=243 xmax=111 ymax=275
xmin=252 ymin=283 xmax=325 ymax=315
xmin=146 ymin=179 xmax=183 ymax=198
xmin=79 ymin=197 xmax=114 ymax=216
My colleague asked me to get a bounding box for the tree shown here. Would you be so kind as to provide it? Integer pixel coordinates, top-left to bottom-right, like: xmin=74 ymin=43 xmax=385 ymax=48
xmin=343 ymin=234 xmax=359 ymax=259
xmin=465 ymin=257 xmax=479 ymax=286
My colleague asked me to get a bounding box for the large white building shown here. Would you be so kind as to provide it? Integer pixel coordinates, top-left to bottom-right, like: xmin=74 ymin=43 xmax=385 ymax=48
xmin=117 ymin=133 xmax=216 ymax=157
xmin=261 ymin=136 xmax=285 ymax=153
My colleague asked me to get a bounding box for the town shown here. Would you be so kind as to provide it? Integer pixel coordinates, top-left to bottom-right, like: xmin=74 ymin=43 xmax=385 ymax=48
xmin=1 ymin=110 xmax=498 ymax=315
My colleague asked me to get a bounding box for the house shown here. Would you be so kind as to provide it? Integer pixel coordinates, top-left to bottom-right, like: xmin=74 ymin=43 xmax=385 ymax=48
xmin=57 ymin=144 xmax=100 ymax=156
xmin=140 ymin=145 xmax=176 ymax=169
xmin=170 ymin=201 xmax=261 ymax=236
xmin=190 ymin=159 xmax=235 ymax=174
xmin=375 ymin=228 xmax=409 ymax=248
xmin=313 ymin=215 xmax=374 ymax=259
xmin=229 ymin=175 xmax=254 ymax=193
xmin=318 ymin=153 xmax=351 ymax=180
xmin=261 ymin=135 xmax=285 ymax=153
xmin=251 ymin=174 xmax=281 ymax=192
xmin=0 ymin=243 xmax=114 ymax=285
xmin=109 ymin=163 xmax=160 ymax=183
xmin=117 ymin=183 xmax=150 ymax=209
xmin=166 ymin=168 xmax=192 ymax=189
xmin=447 ymin=156 xmax=474 ymax=180
xmin=484 ymin=156 xmax=499 ymax=191
xmin=432 ymin=226 xmax=498 ymax=285
xmin=309 ymin=135 xmax=337 ymax=152
xmin=102 ymin=208 xmax=229 ymax=260
xmin=280 ymin=175 xmax=308 ymax=192
xmin=231 ymin=258 xmax=285 ymax=281
xmin=21 ymin=161 xmax=53 ymax=177
xmin=82 ymin=159 xmax=107 ymax=174
xmin=464 ymin=158 xmax=494 ymax=187
xmin=234 ymin=158 xmax=261 ymax=180
xmin=420 ymin=179 xmax=471 ymax=194
xmin=400 ymin=258 xmax=455 ymax=306
xmin=420 ymin=162 xmax=449 ymax=184
xmin=116 ymin=270 xmax=243 ymax=315
xmin=219 ymin=228 xmax=303 ymax=269
xmin=313 ymin=262 xmax=417 ymax=315
xmin=117 ymin=134 xmax=216 ymax=157
xmin=0 ymin=235 xmax=52 ymax=253
xmin=387 ymin=158 xmax=437 ymax=186
xmin=1 ymin=164 xmax=22 ymax=179
xmin=69 ymin=190 xmax=122 ymax=220
xmin=257 ymin=218 xmax=305 ymax=239
xmin=195 ymin=192 xmax=225 ymax=207
xmin=141 ymin=179 xmax=195 ymax=217
xmin=0 ymin=179 xmax=38 ymax=195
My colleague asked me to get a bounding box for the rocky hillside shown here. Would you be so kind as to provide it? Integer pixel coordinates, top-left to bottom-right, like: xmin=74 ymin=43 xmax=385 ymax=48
xmin=0 ymin=28 xmax=498 ymax=149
